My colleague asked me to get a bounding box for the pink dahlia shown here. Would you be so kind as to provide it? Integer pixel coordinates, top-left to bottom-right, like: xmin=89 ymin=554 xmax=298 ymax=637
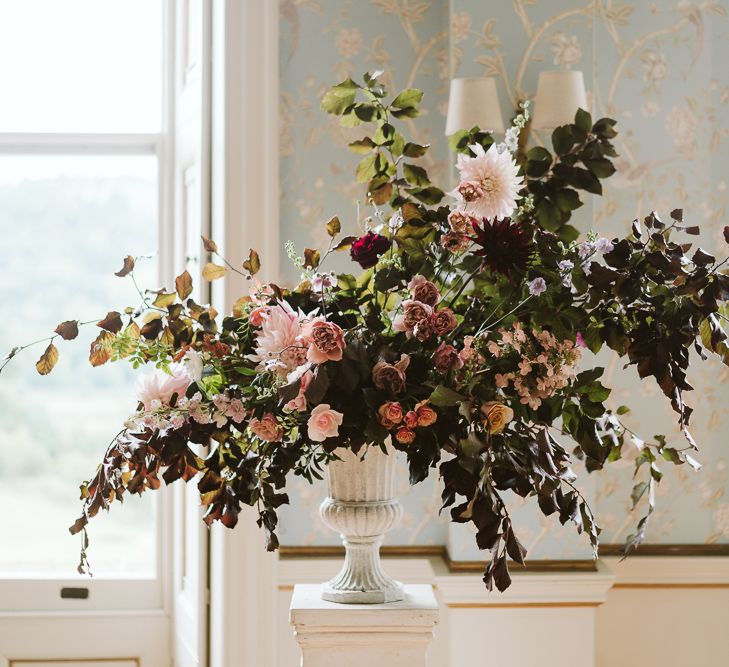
xmin=248 ymin=302 xmax=307 ymax=376
xmin=453 ymin=144 xmax=523 ymax=220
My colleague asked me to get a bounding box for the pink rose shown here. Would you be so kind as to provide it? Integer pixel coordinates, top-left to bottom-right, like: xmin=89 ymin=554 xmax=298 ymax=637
xmin=301 ymin=318 xmax=346 ymax=364
xmin=431 ymin=308 xmax=458 ymax=336
xmin=249 ymin=305 xmax=269 ymax=327
xmin=407 ymin=275 xmax=441 ymax=306
xmin=307 ymin=404 xmax=344 ymax=442
xmin=372 ymin=354 xmax=410 ymax=394
xmin=136 ymin=363 xmax=193 ymax=411
xmin=403 ymin=411 xmax=418 ymax=428
xmin=433 ymin=342 xmax=464 ymax=374
xmin=284 ymin=369 xmax=313 ymax=413
xmin=249 ymin=412 xmax=283 ymax=442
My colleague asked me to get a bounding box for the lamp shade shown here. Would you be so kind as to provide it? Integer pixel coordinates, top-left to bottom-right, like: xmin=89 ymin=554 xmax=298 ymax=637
xmin=531 ymin=70 xmax=588 ymax=130
xmin=445 ymin=77 xmax=505 ymax=136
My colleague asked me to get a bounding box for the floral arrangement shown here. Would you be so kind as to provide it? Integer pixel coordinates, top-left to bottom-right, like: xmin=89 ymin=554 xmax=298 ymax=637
xmin=5 ymin=72 xmax=729 ymax=592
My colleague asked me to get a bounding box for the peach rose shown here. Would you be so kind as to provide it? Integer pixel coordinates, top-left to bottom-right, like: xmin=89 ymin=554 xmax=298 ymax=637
xmin=395 ymin=427 xmax=416 ymax=445
xmin=378 ymin=402 xmax=403 ymax=429
xmin=415 ymin=402 xmax=437 ymax=427
xmin=307 ymin=404 xmax=344 ymax=442
xmin=480 ymin=401 xmax=514 ymax=434
xmin=249 ymin=412 xmax=283 ymax=442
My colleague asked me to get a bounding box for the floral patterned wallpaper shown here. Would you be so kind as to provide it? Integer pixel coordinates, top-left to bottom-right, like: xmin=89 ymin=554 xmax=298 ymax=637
xmin=278 ymin=0 xmax=729 ymax=559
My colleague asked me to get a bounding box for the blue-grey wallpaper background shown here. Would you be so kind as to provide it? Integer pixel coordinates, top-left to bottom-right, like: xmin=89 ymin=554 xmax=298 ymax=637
xmin=278 ymin=0 xmax=729 ymax=560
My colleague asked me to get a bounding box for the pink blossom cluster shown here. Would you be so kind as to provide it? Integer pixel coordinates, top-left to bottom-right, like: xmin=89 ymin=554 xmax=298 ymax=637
xmin=489 ymin=323 xmax=582 ymax=410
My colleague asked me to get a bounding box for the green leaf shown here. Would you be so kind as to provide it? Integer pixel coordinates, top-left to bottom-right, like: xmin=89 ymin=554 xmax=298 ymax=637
xmin=391 ymin=88 xmax=423 ymax=109
xmin=575 ymin=108 xmax=592 ymax=134
xmin=321 ymin=79 xmax=358 ymax=115
xmin=356 ymin=154 xmax=379 ymax=183
xmin=403 ymin=163 xmax=430 ymax=187
xmin=429 ymin=385 xmax=467 ymax=407
xmin=552 ymin=126 xmax=576 ymax=156
xmin=391 ymin=106 xmax=420 ymax=119
xmin=402 ymin=142 xmax=429 ymax=158
xmin=348 ymin=137 xmax=376 ymax=154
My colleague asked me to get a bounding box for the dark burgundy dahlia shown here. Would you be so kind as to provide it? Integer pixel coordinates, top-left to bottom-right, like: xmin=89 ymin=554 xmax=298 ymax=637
xmin=350 ymin=231 xmax=391 ymax=269
xmin=471 ymin=218 xmax=534 ymax=278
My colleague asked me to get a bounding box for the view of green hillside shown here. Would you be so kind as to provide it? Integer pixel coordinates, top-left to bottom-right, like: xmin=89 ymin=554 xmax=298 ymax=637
xmin=0 ymin=155 xmax=160 ymax=575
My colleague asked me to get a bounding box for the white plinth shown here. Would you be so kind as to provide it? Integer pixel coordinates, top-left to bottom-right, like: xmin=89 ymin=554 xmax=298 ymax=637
xmin=290 ymin=583 xmax=439 ymax=667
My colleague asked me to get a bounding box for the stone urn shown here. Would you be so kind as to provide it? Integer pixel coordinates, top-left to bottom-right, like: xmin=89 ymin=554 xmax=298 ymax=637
xmin=319 ymin=442 xmax=405 ymax=603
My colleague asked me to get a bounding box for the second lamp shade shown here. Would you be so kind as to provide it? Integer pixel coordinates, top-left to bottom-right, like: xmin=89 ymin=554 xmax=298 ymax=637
xmin=445 ymin=77 xmax=505 ymax=136
xmin=531 ymin=70 xmax=588 ymax=130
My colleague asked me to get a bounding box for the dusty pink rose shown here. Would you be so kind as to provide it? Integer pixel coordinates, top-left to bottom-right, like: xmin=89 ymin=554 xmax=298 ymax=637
xmin=393 ymin=300 xmax=432 ymax=337
xmin=301 ymin=318 xmax=346 ymax=363
xmin=395 ymin=427 xmax=416 ymax=445
xmin=378 ymin=402 xmax=403 ymax=429
xmin=441 ymin=231 xmax=471 ymax=254
xmin=136 ymin=363 xmax=193 ymax=411
xmin=307 ymin=404 xmax=344 ymax=442
xmin=457 ymin=180 xmax=484 ymax=202
xmin=433 ymin=342 xmax=464 ymax=374
xmin=408 ymin=275 xmax=441 ymax=306
xmin=372 ymin=354 xmax=410 ymax=394
xmin=249 ymin=412 xmax=283 ymax=442
xmin=432 ymin=308 xmax=458 ymax=336
xmin=413 ymin=317 xmax=435 ymax=342
xmin=447 ymin=210 xmax=474 ymax=234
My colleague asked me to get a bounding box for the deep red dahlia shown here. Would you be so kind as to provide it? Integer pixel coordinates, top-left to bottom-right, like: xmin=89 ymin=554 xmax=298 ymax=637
xmin=471 ymin=218 xmax=533 ymax=278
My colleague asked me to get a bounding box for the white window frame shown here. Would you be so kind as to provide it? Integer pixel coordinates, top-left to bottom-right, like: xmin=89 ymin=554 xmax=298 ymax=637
xmin=0 ymin=0 xmax=174 ymax=630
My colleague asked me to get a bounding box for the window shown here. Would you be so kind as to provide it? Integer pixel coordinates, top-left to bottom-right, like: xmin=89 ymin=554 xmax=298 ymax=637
xmin=0 ymin=1 xmax=165 ymax=579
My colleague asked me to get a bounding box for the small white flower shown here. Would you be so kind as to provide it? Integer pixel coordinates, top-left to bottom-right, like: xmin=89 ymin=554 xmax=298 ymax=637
xmin=183 ymin=349 xmax=204 ymax=382
xmin=528 ymin=277 xmax=547 ymax=296
xmin=578 ymin=241 xmax=594 ymax=258
xmin=595 ymin=238 xmax=614 ymax=254
xmin=558 ymin=260 xmax=574 ymax=272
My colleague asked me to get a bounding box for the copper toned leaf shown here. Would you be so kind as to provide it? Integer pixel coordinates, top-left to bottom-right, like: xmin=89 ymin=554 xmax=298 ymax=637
xmin=35 ymin=342 xmax=59 ymax=375
xmin=303 ymin=248 xmax=320 ymax=269
xmin=175 ymin=270 xmax=193 ymax=300
xmin=89 ymin=331 xmax=114 ymax=367
xmin=54 ymin=320 xmax=79 ymax=341
xmin=97 ymin=311 xmax=123 ymax=333
xmin=202 ymin=262 xmax=227 ymax=281
xmin=242 ymin=249 xmax=261 ymax=275
xmin=114 ymin=255 xmax=135 ymax=277
xmin=201 ymin=235 xmax=218 ymax=253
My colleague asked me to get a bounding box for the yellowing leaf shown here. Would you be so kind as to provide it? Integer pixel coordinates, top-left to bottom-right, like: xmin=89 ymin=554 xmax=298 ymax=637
xmin=153 ymin=292 xmax=177 ymax=308
xmin=243 ymin=249 xmax=261 ymax=275
xmin=35 ymin=342 xmax=59 ymax=375
xmin=175 ymin=270 xmax=193 ymax=299
xmin=326 ymin=216 xmax=341 ymax=237
xmin=304 ymin=248 xmax=320 ymax=269
xmin=89 ymin=331 xmax=114 ymax=367
xmin=202 ymin=262 xmax=227 ymax=281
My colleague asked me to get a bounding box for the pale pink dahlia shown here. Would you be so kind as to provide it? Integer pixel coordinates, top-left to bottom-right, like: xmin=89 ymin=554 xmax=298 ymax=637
xmin=248 ymin=302 xmax=307 ymax=376
xmin=136 ymin=363 xmax=193 ymax=411
xmin=453 ymin=144 xmax=523 ymax=220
